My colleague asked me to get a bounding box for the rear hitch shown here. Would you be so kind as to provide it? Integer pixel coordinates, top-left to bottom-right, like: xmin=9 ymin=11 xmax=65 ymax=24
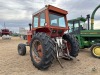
xmin=52 ymin=38 xmax=78 ymax=68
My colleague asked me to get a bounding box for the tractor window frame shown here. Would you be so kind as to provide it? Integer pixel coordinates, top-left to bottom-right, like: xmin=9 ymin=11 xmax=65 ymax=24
xmin=74 ymin=20 xmax=80 ymax=31
xmin=68 ymin=20 xmax=80 ymax=33
xmin=68 ymin=22 xmax=74 ymax=33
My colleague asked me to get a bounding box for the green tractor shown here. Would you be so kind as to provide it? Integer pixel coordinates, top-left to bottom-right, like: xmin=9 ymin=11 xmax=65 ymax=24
xmin=68 ymin=5 xmax=100 ymax=58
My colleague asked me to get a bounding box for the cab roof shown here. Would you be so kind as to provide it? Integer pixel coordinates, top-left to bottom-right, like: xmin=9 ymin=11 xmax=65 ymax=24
xmin=33 ymin=5 xmax=68 ymax=16
xmin=68 ymin=17 xmax=86 ymax=24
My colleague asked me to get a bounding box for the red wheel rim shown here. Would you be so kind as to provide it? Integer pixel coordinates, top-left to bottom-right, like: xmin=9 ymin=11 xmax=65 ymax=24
xmin=32 ymin=40 xmax=43 ymax=63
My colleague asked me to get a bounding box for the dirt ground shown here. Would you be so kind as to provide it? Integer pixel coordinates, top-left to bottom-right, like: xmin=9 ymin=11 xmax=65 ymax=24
xmin=0 ymin=37 xmax=100 ymax=75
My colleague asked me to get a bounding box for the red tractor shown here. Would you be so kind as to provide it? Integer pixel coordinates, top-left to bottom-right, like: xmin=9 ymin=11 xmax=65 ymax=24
xmin=18 ymin=5 xmax=79 ymax=70
xmin=1 ymin=29 xmax=10 ymax=35
xmin=0 ymin=29 xmax=12 ymax=39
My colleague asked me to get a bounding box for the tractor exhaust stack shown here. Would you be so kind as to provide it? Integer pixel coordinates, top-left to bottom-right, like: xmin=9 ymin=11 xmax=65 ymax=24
xmin=91 ymin=4 xmax=100 ymax=30
xmin=29 ymin=23 xmax=32 ymax=31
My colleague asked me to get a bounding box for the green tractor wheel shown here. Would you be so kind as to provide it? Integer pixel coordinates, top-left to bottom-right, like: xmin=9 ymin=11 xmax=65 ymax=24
xmin=90 ymin=43 xmax=100 ymax=58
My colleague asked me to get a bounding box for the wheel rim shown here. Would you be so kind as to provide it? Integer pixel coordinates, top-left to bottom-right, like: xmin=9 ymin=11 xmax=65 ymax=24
xmin=93 ymin=46 xmax=100 ymax=57
xmin=32 ymin=40 xmax=43 ymax=63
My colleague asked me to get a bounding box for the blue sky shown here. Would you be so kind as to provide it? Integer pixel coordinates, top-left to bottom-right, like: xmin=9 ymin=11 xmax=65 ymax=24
xmin=0 ymin=0 xmax=100 ymax=33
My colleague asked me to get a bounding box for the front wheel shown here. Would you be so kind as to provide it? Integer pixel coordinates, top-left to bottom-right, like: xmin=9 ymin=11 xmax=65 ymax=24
xmin=17 ymin=43 xmax=26 ymax=56
xmin=90 ymin=43 xmax=100 ymax=58
xmin=62 ymin=34 xmax=79 ymax=58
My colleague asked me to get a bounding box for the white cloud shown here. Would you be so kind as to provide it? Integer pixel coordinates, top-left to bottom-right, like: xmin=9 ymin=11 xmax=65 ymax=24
xmin=0 ymin=9 xmax=32 ymax=20
xmin=0 ymin=0 xmax=100 ymax=32
xmin=94 ymin=20 xmax=100 ymax=29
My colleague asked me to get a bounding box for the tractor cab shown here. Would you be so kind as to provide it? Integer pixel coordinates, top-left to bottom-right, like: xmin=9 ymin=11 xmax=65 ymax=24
xmin=27 ymin=5 xmax=69 ymax=44
xmin=32 ymin=5 xmax=68 ymax=37
xmin=68 ymin=15 xmax=90 ymax=34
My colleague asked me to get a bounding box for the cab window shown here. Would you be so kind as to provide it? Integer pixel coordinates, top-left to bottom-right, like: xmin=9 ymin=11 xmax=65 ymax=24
xmin=40 ymin=12 xmax=45 ymax=26
xmin=49 ymin=13 xmax=66 ymax=27
xmin=34 ymin=16 xmax=38 ymax=28
xmin=68 ymin=23 xmax=73 ymax=32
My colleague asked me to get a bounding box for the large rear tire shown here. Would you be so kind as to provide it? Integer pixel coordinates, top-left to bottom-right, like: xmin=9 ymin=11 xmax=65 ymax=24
xmin=30 ymin=32 xmax=54 ymax=70
xmin=90 ymin=43 xmax=100 ymax=58
xmin=63 ymin=34 xmax=79 ymax=57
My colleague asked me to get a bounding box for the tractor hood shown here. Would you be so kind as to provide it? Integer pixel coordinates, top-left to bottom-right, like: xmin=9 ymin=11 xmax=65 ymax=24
xmin=80 ymin=30 xmax=100 ymax=37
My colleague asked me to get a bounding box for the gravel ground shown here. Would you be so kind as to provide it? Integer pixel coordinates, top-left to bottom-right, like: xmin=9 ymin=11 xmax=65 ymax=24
xmin=0 ymin=37 xmax=100 ymax=75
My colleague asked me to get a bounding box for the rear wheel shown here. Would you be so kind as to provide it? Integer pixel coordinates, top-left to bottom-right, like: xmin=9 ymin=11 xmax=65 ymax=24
xmin=62 ymin=34 xmax=79 ymax=58
xmin=30 ymin=32 xmax=54 ymax=70
xmin=90 ymin=43 xmax=100 ymax=58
